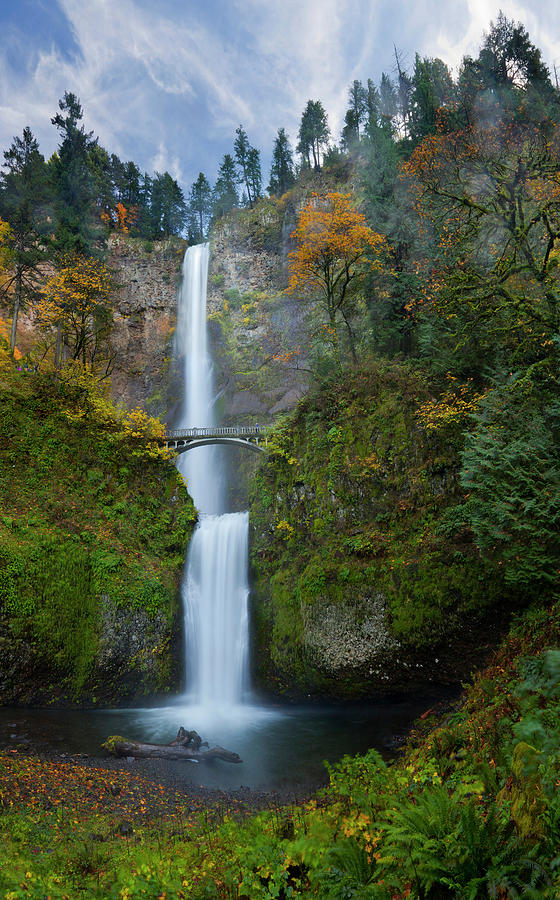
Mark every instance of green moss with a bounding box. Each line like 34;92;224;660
250;361;510;696
0;352;196;703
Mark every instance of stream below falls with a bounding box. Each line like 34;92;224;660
0;691;455;794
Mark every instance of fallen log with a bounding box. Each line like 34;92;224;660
102;728;242;764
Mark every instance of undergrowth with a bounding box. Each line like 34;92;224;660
0;597;558;897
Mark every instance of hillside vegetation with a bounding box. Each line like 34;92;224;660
249;361;520;697
0;349;196;703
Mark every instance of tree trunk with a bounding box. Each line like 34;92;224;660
10;265;22;356
54;321;62;372
340;307;358;366
103;727;242;764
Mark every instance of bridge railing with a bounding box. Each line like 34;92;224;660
165;425;272;440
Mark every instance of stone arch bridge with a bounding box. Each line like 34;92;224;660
164;425;271;454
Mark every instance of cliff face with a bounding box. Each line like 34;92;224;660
207;204;310;423
0;352;197;707
249;362;510;699
106;235;184;416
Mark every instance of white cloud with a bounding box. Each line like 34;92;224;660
151;141;183;182
424;0;560;77
1;0;559;188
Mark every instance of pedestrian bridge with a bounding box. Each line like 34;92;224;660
164;425;271;454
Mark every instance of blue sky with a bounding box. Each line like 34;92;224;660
1;0;559;197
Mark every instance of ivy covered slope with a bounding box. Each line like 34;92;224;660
249;361;513;698
0;349;196;705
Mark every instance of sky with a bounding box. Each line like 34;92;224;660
0;0;559;196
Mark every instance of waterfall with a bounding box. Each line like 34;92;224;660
175;244;250;713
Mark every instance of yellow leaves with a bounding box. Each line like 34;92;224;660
416;383;484;432
37;254;113;327
122;407;166;443
0;217;14;274
0;316;9;343
287;192;387;297
101;202;138;233
276;519;295;540
121;407;171;461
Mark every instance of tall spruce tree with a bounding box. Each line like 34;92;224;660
458;12;557;125
379;73;398;132
234;125;255;208
188;172;212;242
50;92;97;255
0;127;51;353
268;128;295;196
365;79;381;137
341;80;368;148
150;172;187;237
297;100;330;170
213;154;239;220
410;55;455;142
247;147;262;203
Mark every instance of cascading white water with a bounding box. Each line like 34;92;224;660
175;244;250;713
184;513;249;706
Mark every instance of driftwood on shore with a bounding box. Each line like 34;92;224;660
102;727;242;764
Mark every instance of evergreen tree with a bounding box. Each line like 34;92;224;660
247;146;262;202
134;172;153;237
297;100;330;171
120;160;142;208
268;128;295;196
341;109;360;152
88;144;115;229
458;12;556;125
150;172;187;237
379;73;398;132
394;47;413;137
188;172;212;242
234;125;255;208
50;92;97;255
342;80;368;148
0;127;51;353
410;55;455;142
365;79;381;137
213;154;239;220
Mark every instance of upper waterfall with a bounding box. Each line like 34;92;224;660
175;243;222;514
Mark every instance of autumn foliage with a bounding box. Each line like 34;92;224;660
35;254;114;368
401;122;560;362
288;192;387;361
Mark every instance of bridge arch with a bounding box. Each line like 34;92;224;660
164;425;271;454
169;437;264;454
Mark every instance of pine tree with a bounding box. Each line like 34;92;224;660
410;55;455;142
341;80;368;148
365;79;381;137
0;127;51;354
50;92;98;255
247;147;262;202
394;46;413;137
268;128;295;196
188;172;212;242
234;125;254;208
213;154;239;220
150;172;187;237
379;74;398;132
297;100;330;171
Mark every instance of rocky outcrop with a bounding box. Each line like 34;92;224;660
206;213;310;423
107;235;184;415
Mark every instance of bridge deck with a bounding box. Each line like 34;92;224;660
165;425;271;440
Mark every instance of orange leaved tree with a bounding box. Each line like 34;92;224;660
288;192;386;364
36;254;114;372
